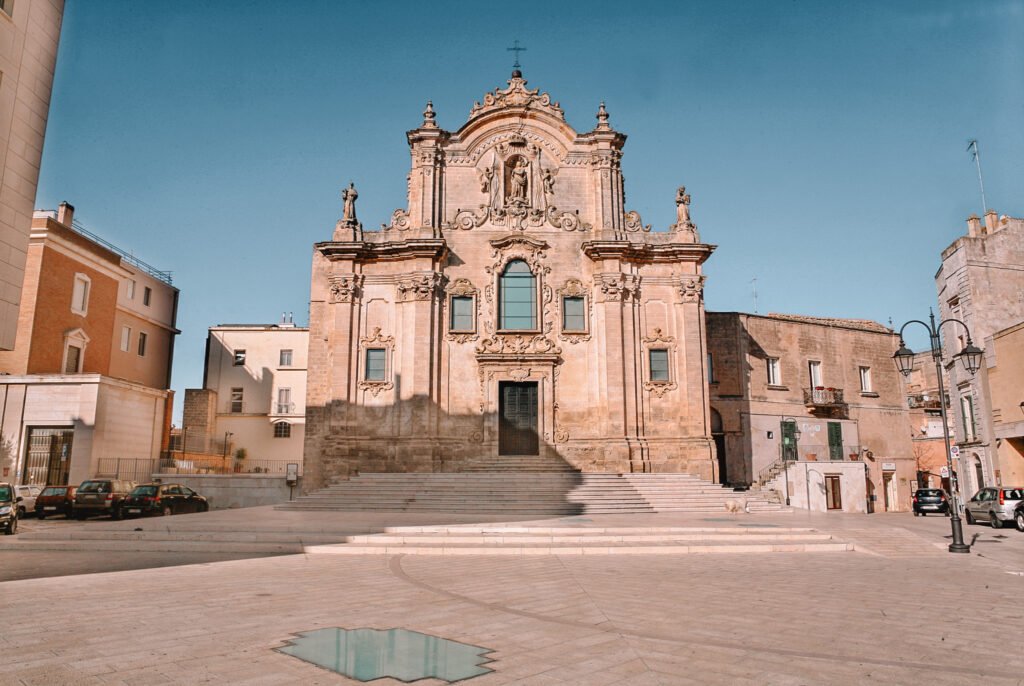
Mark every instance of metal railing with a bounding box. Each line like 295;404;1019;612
94;458;159;482
783;444;861;462
803;388;845;405
156;457;303;476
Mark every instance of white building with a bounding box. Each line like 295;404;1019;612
183;319;307;465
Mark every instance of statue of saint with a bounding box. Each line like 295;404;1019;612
675;186;691;225
480;167;493;194
342;182;358;223
542;167;555;195
509;158;529;202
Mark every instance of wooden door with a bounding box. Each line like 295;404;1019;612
499;382;538;456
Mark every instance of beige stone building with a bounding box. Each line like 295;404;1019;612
304;71;714;490
936;211;1024;497
0;204;179;485
0;0;63;350
706;312;914;513
986;322;1024;487
182;319;308;466
903;351;954;490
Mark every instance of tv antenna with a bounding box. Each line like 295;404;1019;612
967;139;988;214
507;40;527;69
751;277;758;314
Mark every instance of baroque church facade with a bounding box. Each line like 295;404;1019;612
304;71;715;490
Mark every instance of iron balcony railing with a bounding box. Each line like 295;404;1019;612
803;387;845;406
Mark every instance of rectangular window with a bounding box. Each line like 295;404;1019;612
859;366;872;392
649;349;669;382
0;0;12;18
64;345;81;374
365;348;386;381
961;395;977;441
449;296;475;332
120;326;131;352
808;360;823;387
273;422;291;438
233;349;246;366
230;388;243;413
277;388;291;414
137;332;147;357
279;349;293;366
126;279;136;300
707;353;715;384
767;358;781;385
71;274;90;315
143;286;152;306
562;297;586;332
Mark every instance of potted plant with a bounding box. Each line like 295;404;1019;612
233;447;247;473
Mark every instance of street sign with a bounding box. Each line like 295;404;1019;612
950;446;960;457
940;466;950;478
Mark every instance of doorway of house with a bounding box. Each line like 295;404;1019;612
498;381;538;456
22;427;74;485
825;475;842;510
883;471;896;511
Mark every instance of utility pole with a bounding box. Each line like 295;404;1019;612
751;277;758;314
967;139;988;214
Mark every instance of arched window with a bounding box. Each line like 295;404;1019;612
499;260;536;330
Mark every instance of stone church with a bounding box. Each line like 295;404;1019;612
304;71;715;490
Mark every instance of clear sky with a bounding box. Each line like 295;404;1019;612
36;0;1024;421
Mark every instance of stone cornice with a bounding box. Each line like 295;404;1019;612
316;239;447;262
580;240;715;264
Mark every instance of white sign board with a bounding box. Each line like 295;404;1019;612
882;462;896;471
950;446;960;457
940;466;950;478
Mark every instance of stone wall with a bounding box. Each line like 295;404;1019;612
153;473;300;510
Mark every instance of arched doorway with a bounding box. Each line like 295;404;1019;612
973;454;984;490
710;408;727;485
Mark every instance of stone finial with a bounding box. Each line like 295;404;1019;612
422;101;437;128
984;208;997;234
966;213;981;237
596;102;610;130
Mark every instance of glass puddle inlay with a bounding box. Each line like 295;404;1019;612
276;627;494;682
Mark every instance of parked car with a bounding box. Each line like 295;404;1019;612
34;485;77;519
912;488;950;516
120;483;209;518
73;479;136;520
1014;501;1024;533
13;484;41;517
964;487;1024;528
0;482;22;534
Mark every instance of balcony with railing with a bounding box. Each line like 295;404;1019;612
803;387;848;418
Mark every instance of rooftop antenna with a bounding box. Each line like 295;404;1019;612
967;139;988;214
507;39;527;70
750;277;758;314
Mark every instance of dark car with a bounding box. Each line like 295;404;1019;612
73;479;136;519
1014;501;1024;533
35;485;77;519
912;488;950;516
120;483;209;518
0;482;21;534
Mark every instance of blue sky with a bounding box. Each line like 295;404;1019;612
36;1;1024;421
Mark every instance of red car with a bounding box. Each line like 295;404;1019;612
35;485;77;519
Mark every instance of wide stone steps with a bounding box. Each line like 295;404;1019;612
278;472;787;515
5;527;347;553
305;525;849;555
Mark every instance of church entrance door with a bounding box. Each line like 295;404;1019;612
498;381;539;456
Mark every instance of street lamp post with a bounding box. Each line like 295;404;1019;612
893;310;983;554
223;432;233;472
781;417;801;507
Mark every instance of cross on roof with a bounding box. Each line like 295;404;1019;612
507;40;527;69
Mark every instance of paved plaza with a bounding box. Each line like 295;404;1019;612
2;509;1023;685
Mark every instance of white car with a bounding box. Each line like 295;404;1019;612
14;484;41;517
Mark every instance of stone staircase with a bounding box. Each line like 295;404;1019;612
277;472;788;515
305;525;849;556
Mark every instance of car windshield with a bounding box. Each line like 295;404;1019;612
41;487;67;496
78;481;110;494
1002;489;1024;500
131;486;158;496
0;486;11;500
917;490;944;497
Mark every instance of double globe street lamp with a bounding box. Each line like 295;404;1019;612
893;310;983;554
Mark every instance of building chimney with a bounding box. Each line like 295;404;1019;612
984;209;998;234
966;214;981;237
57;201;75;226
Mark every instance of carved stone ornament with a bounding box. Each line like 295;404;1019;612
597;274;640;302
451;203;589;233
468;72;565;122
358;380;394;397
624;210;652;233
508;367;531;380
554;428;569;443
329;275;362;303
679;276;706;304
476;335;561;355
643;379;677;398
397;273;442;302
360;326;394;346
642;327;675;344
381;208;411;231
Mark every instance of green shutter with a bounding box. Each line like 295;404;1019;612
781;421;797;460
827;422;843;460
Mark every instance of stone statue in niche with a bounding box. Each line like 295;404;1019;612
675;186;691;226
508;157;529;204
542;167;555;196
479;167;493;194
342;182;358;224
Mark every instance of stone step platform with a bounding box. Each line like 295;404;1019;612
1;537;305;554
278;472;787;515
305;525;849;556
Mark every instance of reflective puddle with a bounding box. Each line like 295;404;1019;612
276;627;494;682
